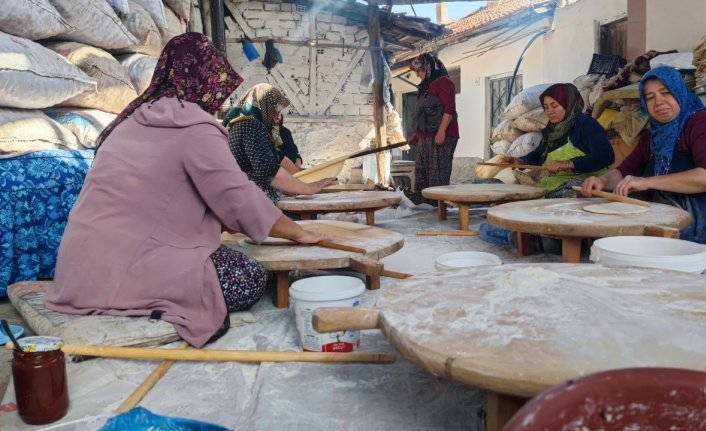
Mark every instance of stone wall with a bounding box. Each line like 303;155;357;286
223;0;378;181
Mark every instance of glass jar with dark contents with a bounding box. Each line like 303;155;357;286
12;336;69;425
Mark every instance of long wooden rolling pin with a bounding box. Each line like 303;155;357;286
316;241;413;279
571;186;650;207
5;342;395;363
477;162;549;171
313;307;381;333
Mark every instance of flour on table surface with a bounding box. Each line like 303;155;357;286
377;264;706;370
583;202;649;215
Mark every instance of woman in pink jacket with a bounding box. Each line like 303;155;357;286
44;33;328;347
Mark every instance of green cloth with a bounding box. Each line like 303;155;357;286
538;140;608;191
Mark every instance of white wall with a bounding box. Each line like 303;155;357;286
397;0;628;159
646;0;705;53
538;0;626;83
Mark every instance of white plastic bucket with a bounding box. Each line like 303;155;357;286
435;251;502;271
289;276;365;352
590;236;706;273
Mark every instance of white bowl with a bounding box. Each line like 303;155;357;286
590;236;706;273
435;251;502;270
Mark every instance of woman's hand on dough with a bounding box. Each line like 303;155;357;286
614;175;649;196
581;176;606;196
293;229;334;244
306;177;338;194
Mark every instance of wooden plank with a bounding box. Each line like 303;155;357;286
317;49;365;115
309;12;317;112
369;0;387;184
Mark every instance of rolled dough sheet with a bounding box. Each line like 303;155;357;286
583;201;649;215
244;237;296;245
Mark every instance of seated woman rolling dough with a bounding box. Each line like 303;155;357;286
224;84;335;203
504;82;614;199
582;66;706;244
481;83;614;250
44;34;332;348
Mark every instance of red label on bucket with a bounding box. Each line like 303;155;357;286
304;339;361;353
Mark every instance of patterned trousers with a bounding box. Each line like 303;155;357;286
210;245;267;312
412;136;458;204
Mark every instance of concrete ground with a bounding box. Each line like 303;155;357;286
0;198;567;428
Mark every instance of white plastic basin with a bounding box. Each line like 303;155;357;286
590;236;706;273
435;251;502;270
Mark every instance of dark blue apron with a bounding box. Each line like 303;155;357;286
643;149;706;244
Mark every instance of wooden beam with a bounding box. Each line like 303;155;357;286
369;0;388;185
309;11;317;113
224;37;391;52
317;49;366;115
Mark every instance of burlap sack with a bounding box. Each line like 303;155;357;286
47;42;138;114
0;108;80;158
0;32;95;109
0;0;72;40
48;0;139;50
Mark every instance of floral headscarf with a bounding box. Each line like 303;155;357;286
223;83;290;146
639;66;705;175
96;32;244;147
410;53;448;94
539;83;584;161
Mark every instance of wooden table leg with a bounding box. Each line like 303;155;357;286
299;212;314;220
365;210;375;226
561;237;582;263
348;255;383;290
438;200;447;221
458;203;470;231
274;271;290;308
516;232;533;257
485;392;526;431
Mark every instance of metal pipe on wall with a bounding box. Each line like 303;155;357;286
210;0;226;54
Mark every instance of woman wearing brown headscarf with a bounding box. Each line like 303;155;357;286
503;83;613;198
225;83;335;202
46;34;330;347
408;53;459;204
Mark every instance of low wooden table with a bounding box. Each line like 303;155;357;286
344;263;706;430
321;183;374;193
222;220;403;308
487;198;692;262
421;184;546;230
276;191;401;225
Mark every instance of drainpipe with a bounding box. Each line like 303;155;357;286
210;0;226;55
507;28;550;104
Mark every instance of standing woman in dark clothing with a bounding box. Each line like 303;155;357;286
408;53;459;204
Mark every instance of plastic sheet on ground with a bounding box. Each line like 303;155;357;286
1;207;561;431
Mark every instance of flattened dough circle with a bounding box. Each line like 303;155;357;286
244;237;296;246
583;202;649;215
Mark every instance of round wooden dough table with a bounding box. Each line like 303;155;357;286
317;263;706;430
421;184;546;230
487;198;691;262
221;220;404;308
276;191;401;225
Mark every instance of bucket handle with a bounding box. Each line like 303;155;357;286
313;307;380;333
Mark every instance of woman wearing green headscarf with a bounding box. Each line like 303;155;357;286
224;83;335;203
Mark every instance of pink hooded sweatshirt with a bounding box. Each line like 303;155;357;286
45;97;282;347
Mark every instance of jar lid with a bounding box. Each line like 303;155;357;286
16;336;63;352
